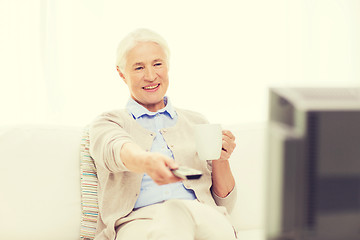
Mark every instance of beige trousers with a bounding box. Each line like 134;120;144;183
115;199;237;240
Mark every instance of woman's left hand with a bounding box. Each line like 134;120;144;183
219;130;236;161
212;129;236;197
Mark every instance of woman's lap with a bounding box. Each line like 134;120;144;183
115;200;237;240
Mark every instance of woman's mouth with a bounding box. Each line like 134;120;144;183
143;83;160;91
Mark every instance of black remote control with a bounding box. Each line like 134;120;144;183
171;166;203;180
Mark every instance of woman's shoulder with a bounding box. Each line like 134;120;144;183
175;108;209;124
98;108;129;118
91;108;132;125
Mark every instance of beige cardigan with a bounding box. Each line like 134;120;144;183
89;108;237;240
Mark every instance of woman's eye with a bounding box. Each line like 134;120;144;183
135;66;143;71
154;62;162;67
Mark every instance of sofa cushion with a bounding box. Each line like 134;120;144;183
0;125;82;240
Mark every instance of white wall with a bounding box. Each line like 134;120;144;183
1;0;359;126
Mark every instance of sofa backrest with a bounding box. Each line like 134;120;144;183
0;125;83;240
0;123;267;239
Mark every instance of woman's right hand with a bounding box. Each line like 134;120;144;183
141;152;182;185
120;142;181;185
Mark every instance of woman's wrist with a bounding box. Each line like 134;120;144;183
120;142;148;173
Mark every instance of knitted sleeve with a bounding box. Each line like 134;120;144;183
89;110;134;173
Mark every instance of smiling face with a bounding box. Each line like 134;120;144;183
118;41;169;112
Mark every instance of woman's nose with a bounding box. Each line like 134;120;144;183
144;67;157;81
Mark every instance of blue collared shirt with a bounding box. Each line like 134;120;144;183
126;97;196;209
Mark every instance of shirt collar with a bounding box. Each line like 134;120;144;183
126;96;177;119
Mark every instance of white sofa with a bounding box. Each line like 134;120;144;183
0;123;266;240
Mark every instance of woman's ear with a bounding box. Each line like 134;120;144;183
116;66;126;81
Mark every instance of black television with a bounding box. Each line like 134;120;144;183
265;88;360;240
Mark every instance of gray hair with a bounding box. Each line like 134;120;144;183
115;28;170;72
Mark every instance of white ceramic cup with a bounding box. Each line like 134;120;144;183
194;124;222;160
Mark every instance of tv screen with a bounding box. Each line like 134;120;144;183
265;88;360;240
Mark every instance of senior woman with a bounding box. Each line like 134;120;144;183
89;28;238;240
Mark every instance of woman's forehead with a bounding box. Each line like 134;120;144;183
126;42;167;64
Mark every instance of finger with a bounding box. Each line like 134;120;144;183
159;162;182;183
220;138;236;161
222;134;233;144
163;157;179;170
222;129;236;144
222;133;236;146
222;137;236;153
169;175;183;183
222;130;235;140
146;155;180;184
156;176;182;185
219;149;231;161
153;168;181;185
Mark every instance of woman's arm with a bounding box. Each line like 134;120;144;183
120;142;181;185
211;130;236;197
89;112;181;185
